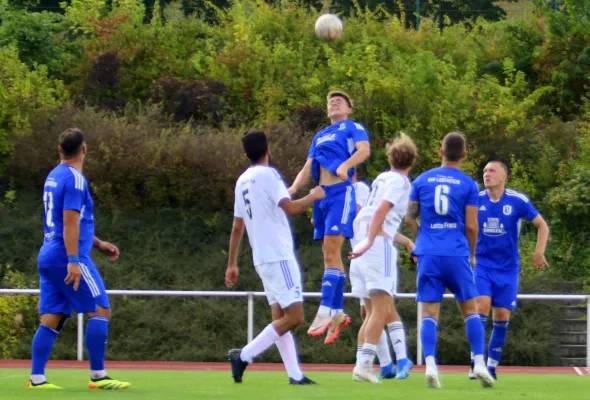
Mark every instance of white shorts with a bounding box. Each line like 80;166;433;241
350;236;398;299
255;260;302;308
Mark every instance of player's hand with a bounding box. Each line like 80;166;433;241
349;240;372;260
404;240;417;263
97;240;120;261
470;256;477;268
335;163;349;181
225;265;239;288
532;252;548;270
310;186;325;200
310;217;314;226
64;263;82;291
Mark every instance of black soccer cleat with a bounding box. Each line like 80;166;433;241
228;348;249;383
289;376;317;385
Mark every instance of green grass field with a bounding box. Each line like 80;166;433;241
1;369;589;400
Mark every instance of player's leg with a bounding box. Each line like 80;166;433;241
230;260;306;383
69;260;129;389
416;255;445;389
28;268;71;389
308;199;336;336
322;184;356;344
486;269;518;379
352;298;380;383
469;266;492;379
449;257;494;388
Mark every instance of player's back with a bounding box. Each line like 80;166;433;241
355;170;411;238
411;167;479;257
234;166;295;266
38;164;95;267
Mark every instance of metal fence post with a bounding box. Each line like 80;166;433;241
247;293;254;343
417;301;422;365
77;313;84;361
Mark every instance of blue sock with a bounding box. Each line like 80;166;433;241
488;320;509;368
421;317;438;359
331;272;346;313
319;268;340;314
86;316;109;371
31;325;59;375
465;314;485;356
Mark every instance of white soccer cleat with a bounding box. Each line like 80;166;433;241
473;364;495;388
425;366;441;389
352;365;380;383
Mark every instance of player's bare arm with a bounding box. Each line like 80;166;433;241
226;217;245;288
405;200;420;238
394;232;415;254
465;205;479;267
63;210;82;290
280;186;325;216
350;199;392;259
93;237;120;261
288;158;313;195
335;141;370;181
531;214;550;269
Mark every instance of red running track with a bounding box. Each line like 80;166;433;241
0;360;584;375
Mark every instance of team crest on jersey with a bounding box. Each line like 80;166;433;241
482;218;506;237
338;123;346;130
503;205;512;215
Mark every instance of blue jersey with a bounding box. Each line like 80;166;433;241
37;164;95;268
410;167;479;257
476;189;539;271
307;120;369;182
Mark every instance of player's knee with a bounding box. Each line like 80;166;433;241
493;308;510;321
88;306;112;320
40;314;67;330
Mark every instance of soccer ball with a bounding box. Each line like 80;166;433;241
314;14;343;41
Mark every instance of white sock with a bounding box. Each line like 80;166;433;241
359;343;377;367
240;324;280;363
331;309;343;317
470;351;474;362
30;374;46;385
355;345;363;366
474;354;485;367
425;355;437;370
376;330;392;367
487;358;499;368
276;331;304;380
90;370;107;380
387;321;407;360
318;306;331;315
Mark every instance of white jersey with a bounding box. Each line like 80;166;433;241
354;181;371;208
354;170;411;239
234;165;295;266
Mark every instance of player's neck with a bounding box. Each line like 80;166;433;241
441;160;461;169
487;186;505;201
330;116;347;125
60;159;83;172
391;167;409;176
252;156;269;167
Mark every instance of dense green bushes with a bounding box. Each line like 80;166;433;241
0;0;588;364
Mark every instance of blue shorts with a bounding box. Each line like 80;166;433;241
313;181;356;240
416;255;478;303
474;265;519;310
38;258;110;317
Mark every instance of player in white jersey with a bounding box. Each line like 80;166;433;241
226;131;325;385
348;133;418;383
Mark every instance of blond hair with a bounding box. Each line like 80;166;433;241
326;90;353;108
386;132;417;169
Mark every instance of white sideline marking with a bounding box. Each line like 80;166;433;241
0;375;27;380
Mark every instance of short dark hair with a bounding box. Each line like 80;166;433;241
442;131;466;162
487;160;509;176
327;90;353;108
59;128;85;159
242;131;268;163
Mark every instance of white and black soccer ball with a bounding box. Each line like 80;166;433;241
314;14;343;41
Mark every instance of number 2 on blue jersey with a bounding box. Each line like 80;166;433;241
43;191;55;228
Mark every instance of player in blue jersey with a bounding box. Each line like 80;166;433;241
28;128;130;390
405;132;494;389
289;91;370;344
467;160;549;380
